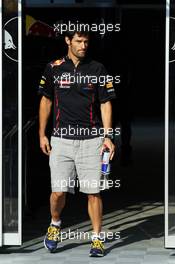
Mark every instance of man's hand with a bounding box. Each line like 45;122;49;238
40;136;51;155
100;138;115;160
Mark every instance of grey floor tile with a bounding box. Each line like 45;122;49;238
37;262;64;264
89;261;118;264
115;261;141;264
168;261;175;264
117;257;143;262
11;262;35;264
0;261;12;264
143;255;169;263
119;250;146;256
145;250;170;256
142;263;166;264
63;262;90;264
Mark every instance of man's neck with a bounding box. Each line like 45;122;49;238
67;51;80;67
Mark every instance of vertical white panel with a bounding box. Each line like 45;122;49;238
18;0;22;245
1;0;22;247
0;0;3;247
165;0;170;248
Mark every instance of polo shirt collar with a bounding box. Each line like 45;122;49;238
64;55;89;65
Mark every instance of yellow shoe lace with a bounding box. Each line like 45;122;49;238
91;239;104;250
47;226;60;241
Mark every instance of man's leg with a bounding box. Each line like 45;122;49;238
76;137;105;256
88;193;105;257
44;192;66;252
50;192;66;222
45;137;76;252
87;193;103;235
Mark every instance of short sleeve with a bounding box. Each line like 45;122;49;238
38;63;54;100
97;65;116;103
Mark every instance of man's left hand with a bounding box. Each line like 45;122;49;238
100;138;115;160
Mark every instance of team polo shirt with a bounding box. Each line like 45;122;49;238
38;56;116;139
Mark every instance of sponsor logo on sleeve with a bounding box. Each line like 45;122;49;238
106;82;113;89
40;79;45;85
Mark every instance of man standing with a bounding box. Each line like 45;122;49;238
38;28;116;257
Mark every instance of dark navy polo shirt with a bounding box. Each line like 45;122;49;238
38;56;116;139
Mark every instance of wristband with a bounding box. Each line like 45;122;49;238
104;133;113;140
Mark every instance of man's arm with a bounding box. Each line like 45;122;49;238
100;101;115;160
39;96;52;155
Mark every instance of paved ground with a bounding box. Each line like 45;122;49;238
0;202;175;264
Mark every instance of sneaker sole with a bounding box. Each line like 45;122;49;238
89;253;104;257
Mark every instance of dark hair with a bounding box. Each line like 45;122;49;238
64;21;90;40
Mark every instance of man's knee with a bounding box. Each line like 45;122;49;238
87;193;101;201
51;192;65;200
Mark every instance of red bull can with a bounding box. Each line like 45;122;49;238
101;148;110;175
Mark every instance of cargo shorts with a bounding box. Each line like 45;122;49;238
49;136;109;194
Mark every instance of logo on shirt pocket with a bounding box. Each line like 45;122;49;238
82;83;95;91
58;72;71;89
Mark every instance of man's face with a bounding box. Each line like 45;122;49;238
66;33;89;59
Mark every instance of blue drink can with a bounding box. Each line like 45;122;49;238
101;148;110;175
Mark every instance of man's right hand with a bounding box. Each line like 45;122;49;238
40;136;51;155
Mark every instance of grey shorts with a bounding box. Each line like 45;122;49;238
49;136;109;194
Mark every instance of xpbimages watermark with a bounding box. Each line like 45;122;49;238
59;229;121;242
53;126;120;138
52;178;121;191
54;21;121;35
53;73;120;87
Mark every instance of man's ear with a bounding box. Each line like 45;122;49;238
65;36;70;46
